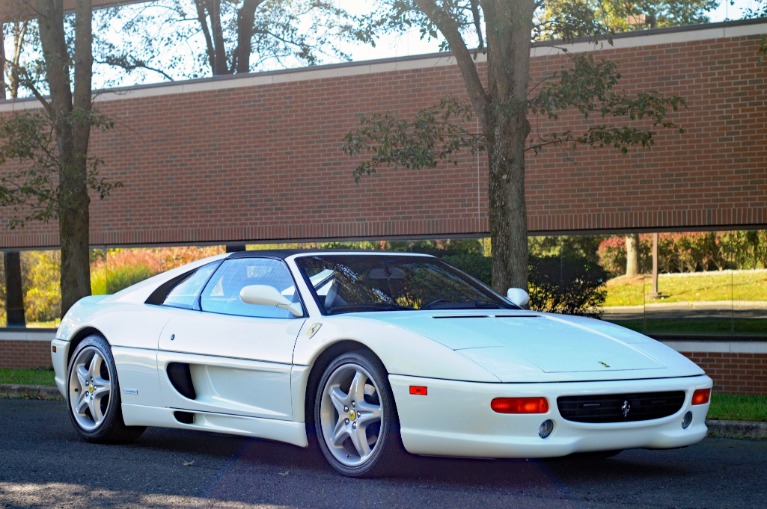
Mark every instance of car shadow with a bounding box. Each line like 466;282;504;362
125;426;689;485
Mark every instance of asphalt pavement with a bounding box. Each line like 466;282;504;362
1;398;766;509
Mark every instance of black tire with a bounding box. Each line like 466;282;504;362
314;351;403;477
66;335;145;443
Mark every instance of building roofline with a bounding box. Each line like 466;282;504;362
1;17;765;112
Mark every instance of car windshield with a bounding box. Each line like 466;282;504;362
295;254;515;315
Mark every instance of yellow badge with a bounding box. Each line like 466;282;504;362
307;323;322;339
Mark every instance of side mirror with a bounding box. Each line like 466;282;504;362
506;288;530;308
240;285;303;317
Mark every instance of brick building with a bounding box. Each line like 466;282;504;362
1;19;766;394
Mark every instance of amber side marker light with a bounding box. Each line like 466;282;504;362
692;389;711;405
491;397;549;414
409;386;428;396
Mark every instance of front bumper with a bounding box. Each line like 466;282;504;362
390;374;712;458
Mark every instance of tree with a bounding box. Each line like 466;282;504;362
539;0;718;38
344;1;684;292
1;19;32;326
625;233;640;276
0;0;119;316
94;0;368;82
741;0;767;59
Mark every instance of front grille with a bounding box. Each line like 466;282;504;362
557;391;686;423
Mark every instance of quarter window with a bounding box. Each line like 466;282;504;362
161;262;220;310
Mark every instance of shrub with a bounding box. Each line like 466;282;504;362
528;254;607;318
442;253;492;286
21;251;61;324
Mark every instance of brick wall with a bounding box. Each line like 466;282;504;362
0;22;765;248
682;351;767;395
0;340;51;369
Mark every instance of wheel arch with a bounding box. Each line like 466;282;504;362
67;327;108;364
303;340;394;434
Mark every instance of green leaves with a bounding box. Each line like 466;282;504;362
342;98;481;182
528;53;685;154
0;109;121;229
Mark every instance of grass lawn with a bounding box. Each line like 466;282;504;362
1;369;764;422
707;393;767;422
605;270;767;307
0;368;55;386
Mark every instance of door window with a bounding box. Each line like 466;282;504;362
200;258;301;318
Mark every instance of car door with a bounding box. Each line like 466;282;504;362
157;256;307;420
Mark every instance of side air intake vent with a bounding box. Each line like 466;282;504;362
167;362;196;400
173;411;195;424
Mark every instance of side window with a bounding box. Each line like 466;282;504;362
200;258;301;319
161;262;220;310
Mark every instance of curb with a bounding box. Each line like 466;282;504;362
706;419;767;439
0;384;62;400
0;384;765;439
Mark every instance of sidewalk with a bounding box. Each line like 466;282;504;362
2;384;764;439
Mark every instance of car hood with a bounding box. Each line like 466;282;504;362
370;310;704;382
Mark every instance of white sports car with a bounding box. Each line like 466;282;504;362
52;250;713;477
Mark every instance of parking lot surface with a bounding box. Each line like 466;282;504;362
1;398;765;508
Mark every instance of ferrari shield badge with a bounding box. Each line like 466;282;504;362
307;323;322;339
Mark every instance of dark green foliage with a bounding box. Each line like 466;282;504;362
0;110;120;229
443;253;492;286
528;254;607;317
342;98;480;182
528;54;685;155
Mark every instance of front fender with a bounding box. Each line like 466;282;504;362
292;316;500;383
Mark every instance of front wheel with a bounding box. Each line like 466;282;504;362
66;335;145;443
314;351;403;477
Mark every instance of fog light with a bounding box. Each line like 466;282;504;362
539;419;554;439
682;411;693;429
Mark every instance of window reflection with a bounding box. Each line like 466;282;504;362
1;231;766;337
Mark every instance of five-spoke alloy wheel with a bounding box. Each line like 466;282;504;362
315;351;401;477
66;335;144;443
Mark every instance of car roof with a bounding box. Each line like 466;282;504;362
226;249;434;260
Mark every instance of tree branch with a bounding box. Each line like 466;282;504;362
414;0;489;127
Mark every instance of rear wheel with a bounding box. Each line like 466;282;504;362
66;335;145;443
314;351;402;477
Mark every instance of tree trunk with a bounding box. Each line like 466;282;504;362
487;112;530;293
3;252;26;327
234;0;262;73
625;233;640;276
485;0;535;292
37;0;93;316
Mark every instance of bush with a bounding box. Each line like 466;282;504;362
21;251;61;324
91;246;225;295
528;254;607;318
442;253;492;286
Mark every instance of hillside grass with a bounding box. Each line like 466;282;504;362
605;270;767;307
